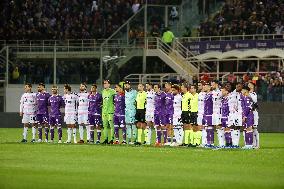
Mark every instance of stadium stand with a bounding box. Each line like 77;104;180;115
198;0;284;36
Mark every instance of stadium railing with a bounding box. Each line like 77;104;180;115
178;34;284;42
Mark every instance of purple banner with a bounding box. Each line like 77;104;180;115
184;39;284;54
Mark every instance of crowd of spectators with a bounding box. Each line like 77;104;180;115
0;0;183;41
198;0;284;36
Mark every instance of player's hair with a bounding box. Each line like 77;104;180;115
181;82;189;89
221;83;231;92
171;84;180;91
146;82;153;87
52;85;58;89
242;85;250;91
64;84;71;91
38;82;45;88
138;83;144;86
190;85;197;90
248;81;255;88
154;83;161;89
104;79;110;84
92;84;97;88
211;80;219;84
81;82;87;88
25;83;32;88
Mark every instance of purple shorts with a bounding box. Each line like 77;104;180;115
164;114;173;125
49;115;62;126
114;114;125;126
154;113;166;126
221;117;228;128
203;115;212;126
243;113;254;128
36;114;49;124
88;114;102;126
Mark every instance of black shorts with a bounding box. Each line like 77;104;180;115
190;112;198;125
135;109;145;122
181;111;190;124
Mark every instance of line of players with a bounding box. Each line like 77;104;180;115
20;80;259;149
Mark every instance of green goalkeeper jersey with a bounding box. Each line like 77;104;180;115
102;88;116;114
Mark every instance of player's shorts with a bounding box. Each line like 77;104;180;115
125;109;136;124
197;113;205;126
22;114;36;124
253;111;259;127
243;113;254;128
114;114;125;126
78;114;89;125
203;114;213;126
221;117;229;128
145;111;154;122
181;111;190;124
164;114;173;125
64;115;77;124
49;115;62;126
229;113;242;127
36;114;49;124
88;114;102;126
189;112;198;125
154;113;166;126
212;113;221;125
173;113;182;126
135;109;146;122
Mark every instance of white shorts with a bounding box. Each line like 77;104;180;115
173;114;182;126
228;113;242;126
197;113;204;126
78;114;89;125
253;111;259;127
212;113;221;125
22;114;36;124
145;112;154;122
64;115;77;125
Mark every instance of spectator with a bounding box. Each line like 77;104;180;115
162;27;175;47
132;0;141;14
169;6;178;24
12;66;20;84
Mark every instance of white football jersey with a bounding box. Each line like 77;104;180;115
198;91;206;114
20;92;37;115
212;89;222;114
146;90;155;112
78;92;89;115
64;93;78;115
173;93;182;116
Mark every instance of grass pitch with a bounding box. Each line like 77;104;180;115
0;128;284;189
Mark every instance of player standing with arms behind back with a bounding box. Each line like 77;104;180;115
77;83;90;143
36;83;51;142
124;81;138;144
63;84;78;144
145;83;155;145
48;86;64;143
20;83;37;142
102;80;116;144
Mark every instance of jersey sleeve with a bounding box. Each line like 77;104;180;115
20;94;24;113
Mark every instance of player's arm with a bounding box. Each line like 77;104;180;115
19;95;24;116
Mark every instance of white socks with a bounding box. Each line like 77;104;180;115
23;127;28;140
232;129;240;146
179;128;184;144
79;125;84;140
147;127;152;144
67;128;72;142
253;128;259;148
217;128;225;147
86;125;91;141
32;126;36;139
73;128;77;142
201;129;207;146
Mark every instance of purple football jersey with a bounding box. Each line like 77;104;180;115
48;95;64;116
221;96;229;118
154;91;166;115
204;92;213;116
114;93;125;115
242;95;254;127
36;92;51;115
88;93;102;115
165;92;174;115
